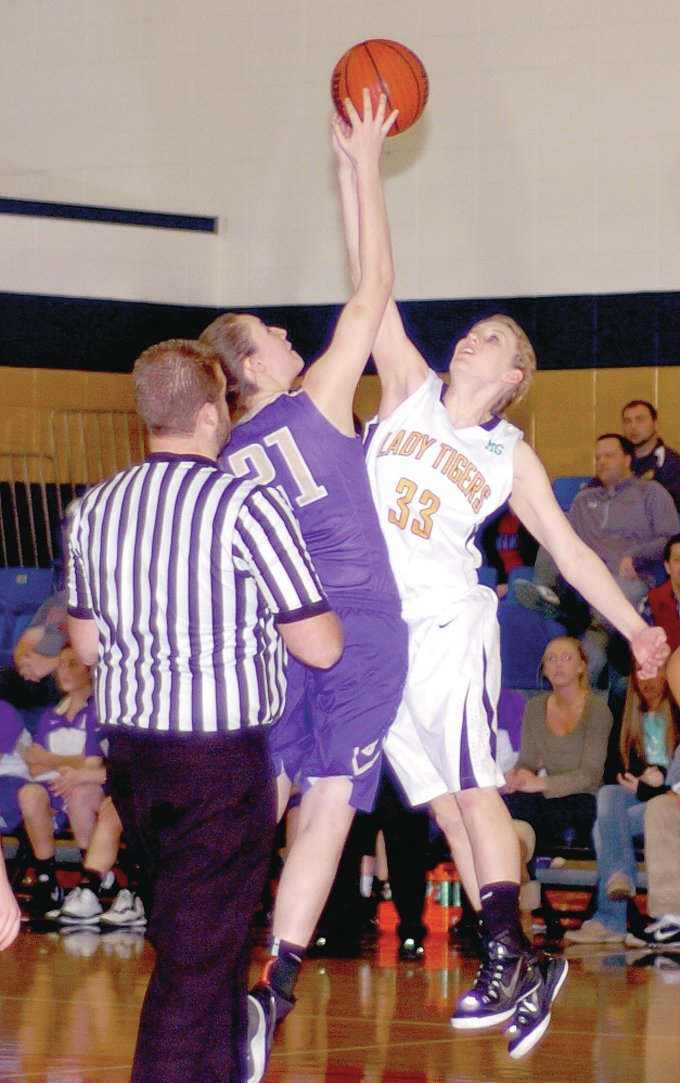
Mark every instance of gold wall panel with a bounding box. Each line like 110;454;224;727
0;364;678;483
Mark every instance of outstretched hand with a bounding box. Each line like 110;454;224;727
631;625;670;678
331;89;398;169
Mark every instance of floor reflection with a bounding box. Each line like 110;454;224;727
0;928;677;1082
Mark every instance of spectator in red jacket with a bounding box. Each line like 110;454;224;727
641;533;680;653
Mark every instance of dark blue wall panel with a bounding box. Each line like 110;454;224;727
1;289;679;375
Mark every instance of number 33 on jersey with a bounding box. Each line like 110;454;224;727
364;371;523;609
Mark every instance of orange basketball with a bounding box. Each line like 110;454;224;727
331;39;429;136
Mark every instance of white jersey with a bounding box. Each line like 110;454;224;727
365;370;523;620
365;370;524;801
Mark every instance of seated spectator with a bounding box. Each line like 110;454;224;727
0;701;33;834
565;662;679;944
624;646;680;949
17;646;105;918
625;780;680;948
478;506;538;598
0;589;67;715
622;399;680;512
640;532;680;653
56;792;146;928
503;636;613;855
515;434;678;686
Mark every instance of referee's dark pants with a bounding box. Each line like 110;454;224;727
106;727;276;1083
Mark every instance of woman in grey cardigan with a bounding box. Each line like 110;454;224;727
503;636;613;854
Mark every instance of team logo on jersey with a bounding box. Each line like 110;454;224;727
485;440;503;455
352;740;381;777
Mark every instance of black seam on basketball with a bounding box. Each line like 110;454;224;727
363;43;397;129
378;40;429;119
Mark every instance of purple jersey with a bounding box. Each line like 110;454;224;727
220;391;398;603
35;695;102;759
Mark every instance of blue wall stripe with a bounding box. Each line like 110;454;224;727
0;197;216;233
0;289;678;374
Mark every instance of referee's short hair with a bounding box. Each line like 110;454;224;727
134;339;224;436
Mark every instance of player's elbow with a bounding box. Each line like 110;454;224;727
313;613;344;668
281;611;344;670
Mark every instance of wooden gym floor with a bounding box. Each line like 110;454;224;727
0;926;677;1082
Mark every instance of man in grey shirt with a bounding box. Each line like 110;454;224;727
516;433;678;686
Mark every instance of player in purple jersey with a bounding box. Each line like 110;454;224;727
201;92;408;1083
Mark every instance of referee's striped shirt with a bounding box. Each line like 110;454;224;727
66;452;330;735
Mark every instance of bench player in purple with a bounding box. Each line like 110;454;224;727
200;91;408;1083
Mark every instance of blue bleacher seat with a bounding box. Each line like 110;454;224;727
498;601;567;691
0;567;56;667
504;566;534;606
552;475;590;512
477;565;499;589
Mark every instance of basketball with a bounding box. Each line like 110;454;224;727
331;39;429;136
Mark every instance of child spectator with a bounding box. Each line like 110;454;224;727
56;793;146;928
0;700;33;833
17;646;104;918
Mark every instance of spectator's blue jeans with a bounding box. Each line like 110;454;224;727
590;784;645;933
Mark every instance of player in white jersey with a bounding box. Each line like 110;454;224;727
337;142;669;1058
364;316;667;1056
366;371;524;801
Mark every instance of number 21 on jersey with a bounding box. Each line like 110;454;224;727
226;426;328;508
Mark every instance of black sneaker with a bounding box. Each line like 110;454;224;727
624;915;680;948
29;877;64;920
450;935;539;1030
506;953;569;1059
246;982;294;1083
513;580;561;616
399;936;424;961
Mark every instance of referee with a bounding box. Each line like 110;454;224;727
66;339;343;1083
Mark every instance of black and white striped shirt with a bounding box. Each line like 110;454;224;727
66;452;330;735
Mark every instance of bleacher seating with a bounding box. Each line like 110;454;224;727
0;567;56;667
503;565;535;606
499;690;648;941
552;475;590;512
477;565;499;589
499;612;567;692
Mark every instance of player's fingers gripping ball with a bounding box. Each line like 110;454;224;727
331;39;429;136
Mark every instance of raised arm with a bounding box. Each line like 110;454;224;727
301;91;396;433
510;441;669;676
332;103;429;420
